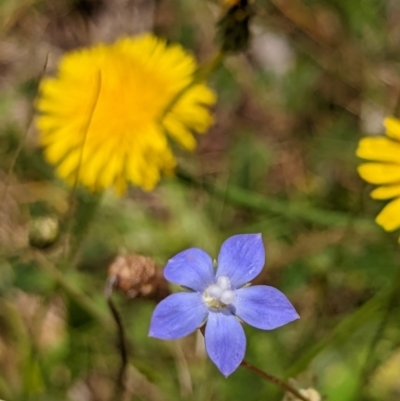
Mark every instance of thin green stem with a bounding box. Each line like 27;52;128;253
177;169;376;231
160;51;224;120
68;192;103;267
295;256;400;376
198;327;310;400
0;122;30;210
63;70;102;260
393;90;400;118
360;292;396;383
287;277;399;377
105;277;129;398
33;252;131;399
240;360;310;401
360;262;400;383
0;54;49;213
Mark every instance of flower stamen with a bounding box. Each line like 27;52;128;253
203;275;236;309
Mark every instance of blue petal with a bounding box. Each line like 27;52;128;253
205;310;246;377
233;285;299;330
216;234;265;288
164;248;215;292
149;292;208;339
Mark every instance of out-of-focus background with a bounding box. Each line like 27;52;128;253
1;0;400;400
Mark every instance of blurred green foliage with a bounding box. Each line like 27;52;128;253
1;0;400;400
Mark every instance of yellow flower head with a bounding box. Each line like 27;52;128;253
357;117;400;233
36;34;216;194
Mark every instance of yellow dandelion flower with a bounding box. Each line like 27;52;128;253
35;34;216;194
357;116;400;233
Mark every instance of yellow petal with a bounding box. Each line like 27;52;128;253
376;198;400;231
358;163;400;185
56;150;81;179
371;184;400;199
163;116;196;150
356;137;400;163
384;116;400;141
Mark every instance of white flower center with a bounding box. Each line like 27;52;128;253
203;276;236;309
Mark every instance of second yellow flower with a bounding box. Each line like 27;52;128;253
357;117;400;233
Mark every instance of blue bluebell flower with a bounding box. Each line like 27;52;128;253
149;234;299;376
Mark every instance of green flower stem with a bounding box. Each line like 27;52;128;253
0;117;32;211
161;51;224;120
393;93;400;118
63;70;102;263
240;360;310;401
198;327;310;400
0;55;49;214
194;51;225;82
105;277;129;396
177;169;376;231
65;191;103;267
